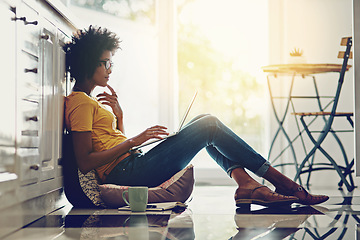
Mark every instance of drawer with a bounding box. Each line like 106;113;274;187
19;100;40;132
20;35;40;57
16;3;40;57
17;100;40;148
20;86;40;104
18;51;41;102
16;148;40;185
19;50;40;86
18;82;40;104
18;21;40;57
17;131;40;148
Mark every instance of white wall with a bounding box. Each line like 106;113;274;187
268;0;355;187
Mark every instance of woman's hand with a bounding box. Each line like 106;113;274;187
96;85;123;119
97;85;125;133
130;125;169;147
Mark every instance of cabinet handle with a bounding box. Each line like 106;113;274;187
11;16;38;25
25;20;38;25
12;16;26;22
25;68;38;74
26;116;38;122
40;34;50;40
29;164;40;171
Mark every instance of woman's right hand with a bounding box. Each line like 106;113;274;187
130;125;169;147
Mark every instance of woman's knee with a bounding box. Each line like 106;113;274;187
181;114;221;137
199;114;220;126
188;114;211;124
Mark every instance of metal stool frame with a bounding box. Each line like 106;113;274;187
293;37;355;191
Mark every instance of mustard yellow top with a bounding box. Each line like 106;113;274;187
64;91;127;179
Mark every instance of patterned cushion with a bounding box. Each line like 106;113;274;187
78;169;106;207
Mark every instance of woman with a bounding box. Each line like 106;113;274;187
64;26;328;208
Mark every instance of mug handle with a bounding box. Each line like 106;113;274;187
122;189;130;206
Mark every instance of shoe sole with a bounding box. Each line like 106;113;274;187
235;198;297;208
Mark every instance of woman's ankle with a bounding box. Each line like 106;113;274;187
232;168;261;187
263;166;296;190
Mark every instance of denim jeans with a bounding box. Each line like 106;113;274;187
104;114;270;187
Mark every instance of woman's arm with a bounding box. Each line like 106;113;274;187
72;131;134;174
72;125;168;174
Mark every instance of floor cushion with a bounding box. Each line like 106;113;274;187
99;165;194;208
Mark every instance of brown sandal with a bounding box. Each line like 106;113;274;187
235;186;299;208
275;186;329;205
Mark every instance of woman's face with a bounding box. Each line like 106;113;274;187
91;50;113;87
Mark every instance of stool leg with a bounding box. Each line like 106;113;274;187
298;116;354;191
338;159;355;191
267;74;302;184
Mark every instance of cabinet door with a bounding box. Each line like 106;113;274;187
0;1;16;175
55;31;68;177
39;25;57;181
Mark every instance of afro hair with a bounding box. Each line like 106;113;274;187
64;25;121;82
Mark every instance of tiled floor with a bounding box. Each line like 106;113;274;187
3;185;360;240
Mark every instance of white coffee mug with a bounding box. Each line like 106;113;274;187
122;186;148;212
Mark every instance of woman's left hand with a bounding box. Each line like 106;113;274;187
96;85;123;119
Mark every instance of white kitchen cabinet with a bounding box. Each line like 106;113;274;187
0;0;77;237
14;0;71;184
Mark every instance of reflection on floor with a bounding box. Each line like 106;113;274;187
3;186;360;239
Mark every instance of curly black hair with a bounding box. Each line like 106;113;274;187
64;26;121;82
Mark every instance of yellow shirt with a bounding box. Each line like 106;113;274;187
64;91;127;179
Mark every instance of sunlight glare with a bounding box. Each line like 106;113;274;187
179;0;268;76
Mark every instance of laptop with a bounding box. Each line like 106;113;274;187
131;91;198;150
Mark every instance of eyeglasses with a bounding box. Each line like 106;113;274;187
99;59;113;70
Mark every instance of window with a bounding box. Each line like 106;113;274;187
177;0;269;182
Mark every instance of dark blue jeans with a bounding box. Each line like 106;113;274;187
104;114;270;187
